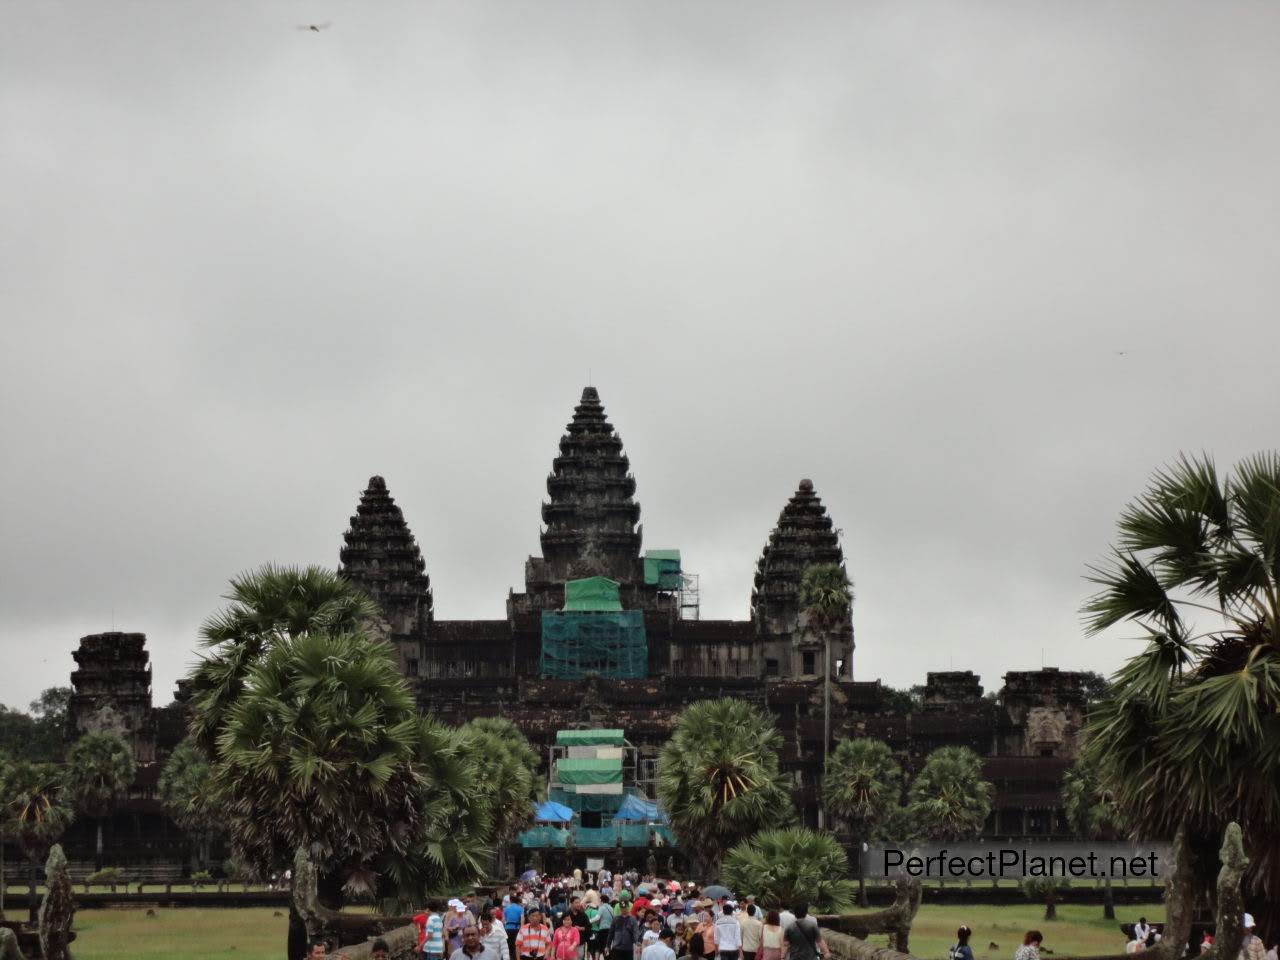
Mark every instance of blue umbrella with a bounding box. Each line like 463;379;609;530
701;885;733;900
520;869;539;882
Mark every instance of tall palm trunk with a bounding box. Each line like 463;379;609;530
1103;876;1115;920
95;819;104;872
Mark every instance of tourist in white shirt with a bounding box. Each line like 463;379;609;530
641;929;678;960
714;903;743;960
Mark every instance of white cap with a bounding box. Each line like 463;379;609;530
1243;914;1255;929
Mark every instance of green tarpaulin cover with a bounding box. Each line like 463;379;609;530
642;550;681;589
556;729;626;747
557;757;623;785
563;576;623;611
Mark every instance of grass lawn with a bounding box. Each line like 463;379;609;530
73;907;289;960
63;901;1163;960
852;901;1162;959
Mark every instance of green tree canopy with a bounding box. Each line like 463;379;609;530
906;746;993;841
65;733;136;820
188;564;381;753
65;732;136;870
823;738;903;840
798;563;854;634
1081;453;1280;932
657;698;795;881
210;629;426;896
158;739;222;870
460;717;542;854
2;759;74;921
377;718;494;903
1061;754;1123;841
0;687;72;764
722;827;856;913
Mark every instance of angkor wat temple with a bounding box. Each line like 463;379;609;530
60;386;1088;868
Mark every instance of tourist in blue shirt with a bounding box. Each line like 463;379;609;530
506;900;526;959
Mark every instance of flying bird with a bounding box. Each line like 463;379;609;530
298;21;332;32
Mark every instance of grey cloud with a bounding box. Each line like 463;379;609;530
1;1;1277;706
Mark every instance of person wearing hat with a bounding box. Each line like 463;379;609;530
448;900;478;954
1240;915;1265;960
632;888;653;919
607;897;642;960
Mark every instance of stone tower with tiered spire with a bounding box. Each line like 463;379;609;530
530;387;644;581
751;479;853;678
339;475;434;677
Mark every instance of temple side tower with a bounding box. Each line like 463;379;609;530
339;475;434;678
751;479;853;678
68;632;156;762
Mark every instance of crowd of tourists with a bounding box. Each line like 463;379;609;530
314;872;1277;960
360;869;831;960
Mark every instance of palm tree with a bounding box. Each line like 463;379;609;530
657;698;795;882
157;739;220;872
210;629;425;897
798;563;854;635
1081;453;1280;941
188;564;380;753
461;717;542;878
799;564;854;806
378;718;494;907
722;827;856;913
1021;876;1069;921
906;746;993;841
65;733;136;872
2;760;74;922
823;738;903;906
1062;755;1124;919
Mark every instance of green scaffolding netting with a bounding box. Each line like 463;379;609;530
642;550;682;590
519;826;569;848
517;823;675;850
549;788;626;816
563;576;623;611
540;611;647;679
556;757;622;785
556;729;626;747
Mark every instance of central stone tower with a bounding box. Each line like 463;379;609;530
539;386;642;582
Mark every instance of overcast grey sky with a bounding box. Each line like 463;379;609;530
2;1;1277;710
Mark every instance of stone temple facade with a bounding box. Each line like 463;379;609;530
50;386;1090;868
336;386;1088;835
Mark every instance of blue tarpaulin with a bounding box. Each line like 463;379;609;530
535;800;574;823
612;794;667;823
